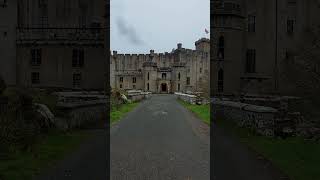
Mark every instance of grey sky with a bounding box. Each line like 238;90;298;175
110;0;210;54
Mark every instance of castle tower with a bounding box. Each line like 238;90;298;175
142;50;157;92
211;0;245;96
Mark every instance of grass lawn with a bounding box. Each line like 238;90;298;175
0;131;90;180
110;102;140;124
178;99;210;125
217;118;320;180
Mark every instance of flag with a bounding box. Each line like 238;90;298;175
205;28;209;34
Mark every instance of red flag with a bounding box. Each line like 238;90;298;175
205;28;209;34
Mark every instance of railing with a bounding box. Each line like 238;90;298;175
16;27;105;45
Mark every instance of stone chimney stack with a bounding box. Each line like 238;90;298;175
177;43;182;49
113;51;117;56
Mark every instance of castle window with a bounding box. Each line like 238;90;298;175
200;68;202;73
147;83;150;91
178;72;181;80
218;69;224;93
132;77;136;83
31;49;42;66
1;0;7;7
120;84;123;89
162;73;167;80
287;19;295;34
147;72;149;80
39;0;47;8
246;49;256;73
178;83;180;91
187;77;190;85
217;36;225;59
73;73;81;87
72;49;84;67
120;77;123;82
248;15;256;32
31;72;40;84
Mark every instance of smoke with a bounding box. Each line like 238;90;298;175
116;17;145;45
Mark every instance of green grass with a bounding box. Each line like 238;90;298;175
217;118;320;180
178;99;210;124
0;131;90;180
110;102;140;124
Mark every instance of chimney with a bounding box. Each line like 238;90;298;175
177;43;182;49
113;51;117;56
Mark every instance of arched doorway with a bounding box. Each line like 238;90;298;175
161;83;167;93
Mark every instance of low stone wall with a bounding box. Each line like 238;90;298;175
175;92;197;104
127;90;152;102
212;98;278;136
55;100;107;130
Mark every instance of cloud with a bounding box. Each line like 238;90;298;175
115;17;145;45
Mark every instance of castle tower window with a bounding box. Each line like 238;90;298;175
218;69;224;93
147;72;150;80
120;77;123;82
248;15;256;32
178;83;180;91
187;77;190;85
73;73;81;87
72;49;84;68
31;49;42;66
132;77;136;83
200;68;202;73
162;73;167;80
246;49;256;73
147;83;150;91
217;36;225;59
178;72;181;80
31;72;40;84
120;84;123;89
287;19;295;34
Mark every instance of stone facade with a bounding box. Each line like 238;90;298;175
211;0;320;96
0;0;107;90
110;38;210;94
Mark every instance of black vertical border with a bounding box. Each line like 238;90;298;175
105;0;111;179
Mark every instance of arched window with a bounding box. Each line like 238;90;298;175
147;83;150;91
217;36;225;59
147;72;150;80
218;69;224;93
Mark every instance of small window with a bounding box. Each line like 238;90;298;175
162;73;166;80
200;68;202;73
73;73;81;87
217;36;225;59
187;77;190;85
132;77;137;83
147;72;150;80
246;49;256;73
31;49;42;66
248;15;256;32
178;83;180;91
120;84;123;89
287;19;295;34
147;83;149;91
120;77;123;82
178;72;181;80
72;49;84;67
31;72;40;84
3;31;7;37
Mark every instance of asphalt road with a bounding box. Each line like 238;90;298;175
110;94;210;180
36;94;288;180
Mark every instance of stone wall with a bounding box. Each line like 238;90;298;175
175;92;197;104
212;98;278;136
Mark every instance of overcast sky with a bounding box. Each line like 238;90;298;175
110;0;210;54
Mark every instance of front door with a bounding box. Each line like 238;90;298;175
161;83;167;93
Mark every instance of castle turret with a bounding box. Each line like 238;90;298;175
212;0;245;96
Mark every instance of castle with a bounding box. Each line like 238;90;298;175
110;38;210;94
0;0;107;90
211;0;320;96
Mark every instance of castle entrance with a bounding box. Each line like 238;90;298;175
161;83;167;93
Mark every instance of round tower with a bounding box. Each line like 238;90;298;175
212;0;246;96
